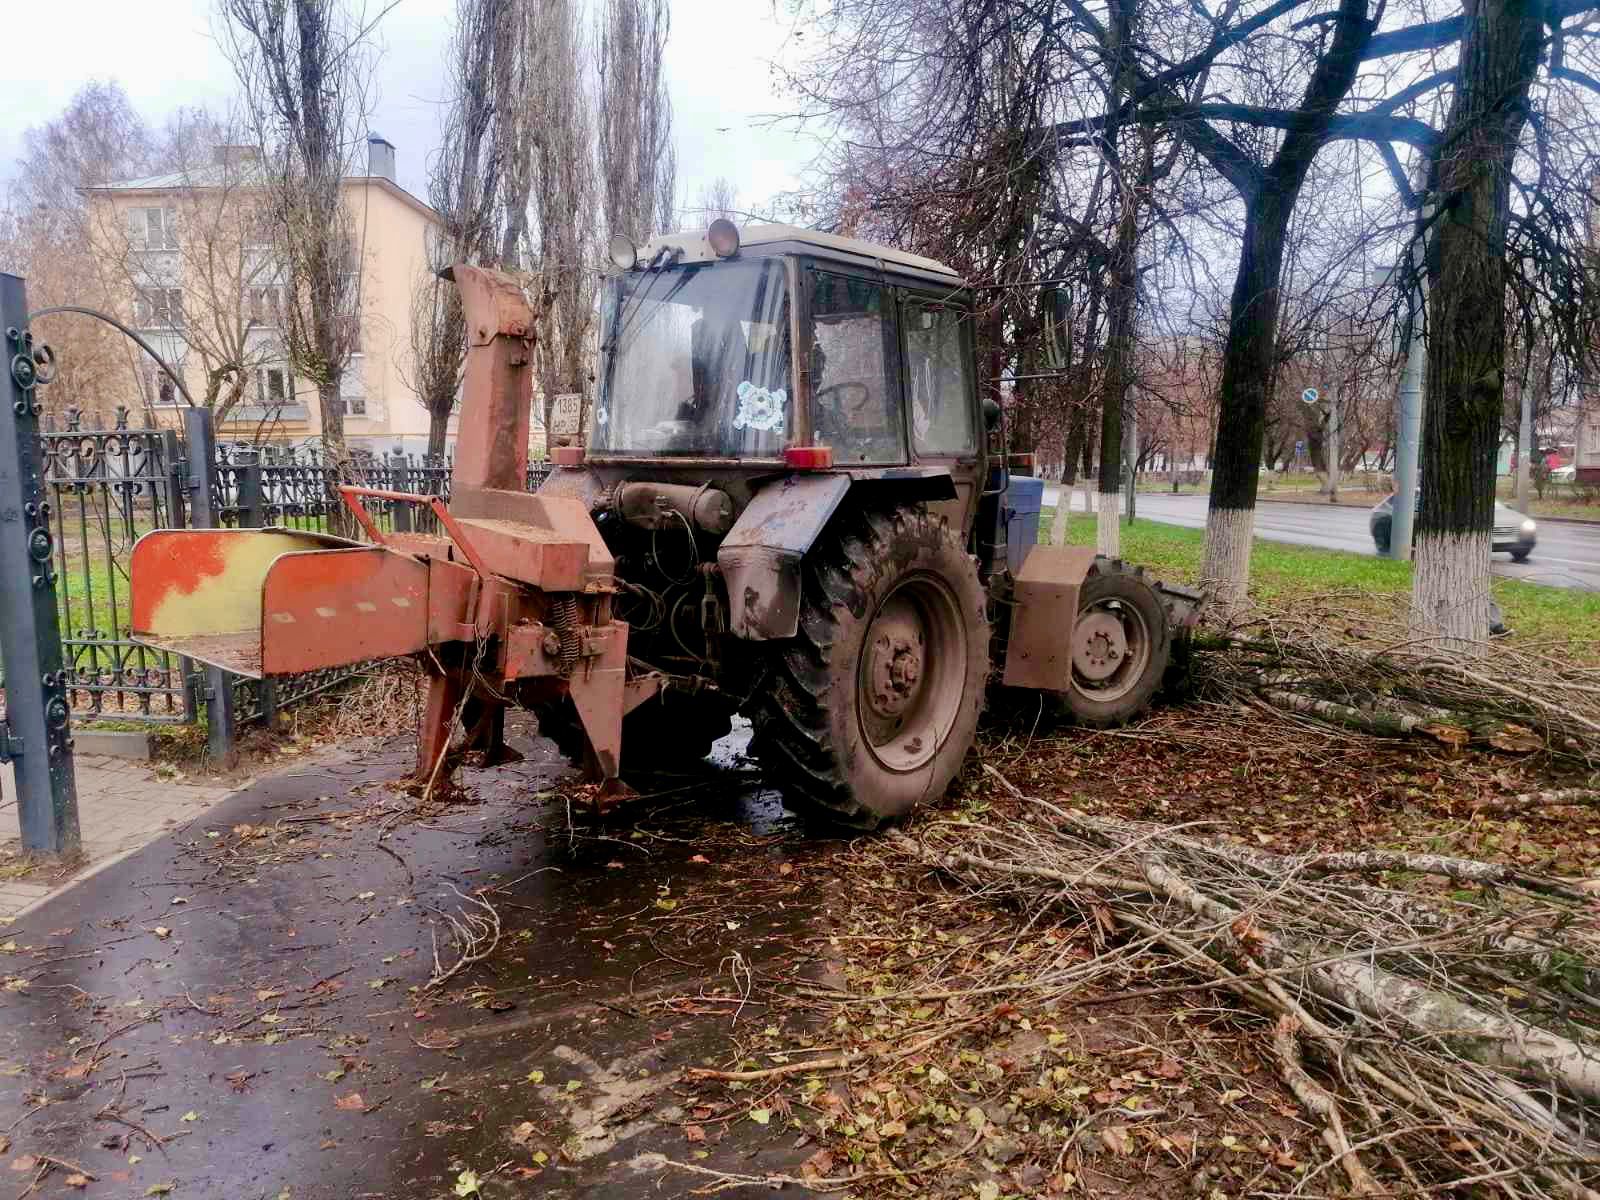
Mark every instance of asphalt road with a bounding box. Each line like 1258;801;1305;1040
1042;488;1600;592
0;718;825;1199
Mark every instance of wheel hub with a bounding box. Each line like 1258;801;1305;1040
1072;611;1129;682
856;576;966;776
866;627;925;721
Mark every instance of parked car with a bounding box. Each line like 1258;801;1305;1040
1551;464;1577;483
1370;493;1537;562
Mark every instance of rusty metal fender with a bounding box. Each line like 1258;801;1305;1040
717;472;852;640
1001;543;1098;691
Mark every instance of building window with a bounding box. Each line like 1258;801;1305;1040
256;365;293;409
340;354;366;416
244;205;273;250
247;285;284;327
129;206;178;251
143;362;180;406
134;287;184;329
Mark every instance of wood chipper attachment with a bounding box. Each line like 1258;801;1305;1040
130;266;660;798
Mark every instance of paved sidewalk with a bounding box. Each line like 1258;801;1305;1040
0;754;234;917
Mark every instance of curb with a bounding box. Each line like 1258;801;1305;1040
73;729;155;759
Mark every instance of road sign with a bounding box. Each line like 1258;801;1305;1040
1301;387;1319;405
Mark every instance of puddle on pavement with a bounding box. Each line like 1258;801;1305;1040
0;714;833;1199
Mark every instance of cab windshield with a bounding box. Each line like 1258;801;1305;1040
592;260;791;457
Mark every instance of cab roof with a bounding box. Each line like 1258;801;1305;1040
636;223;965;285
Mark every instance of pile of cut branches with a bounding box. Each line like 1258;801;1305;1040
896;766;1600;1198
1194;593;1600;774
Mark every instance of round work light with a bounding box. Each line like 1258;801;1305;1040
707;218;740;258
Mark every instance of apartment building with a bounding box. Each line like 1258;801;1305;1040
83;135;469;457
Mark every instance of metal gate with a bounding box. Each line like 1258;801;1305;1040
0;274;80;854
40;406;194;722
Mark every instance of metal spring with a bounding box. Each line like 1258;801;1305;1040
550;594;581;677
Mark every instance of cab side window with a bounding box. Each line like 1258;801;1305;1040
903;300;976;457
808;272;907;464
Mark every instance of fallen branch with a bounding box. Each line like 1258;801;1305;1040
1288;847;1591;900
1271;1015;1378;1196
687;1054;856;1082
893;768;1600;1197
1259;688;1431;737
424;885;502;991
1474;787;1600;815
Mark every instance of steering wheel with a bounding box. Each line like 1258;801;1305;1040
814;381;872;415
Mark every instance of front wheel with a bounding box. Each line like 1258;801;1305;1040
1055;565;1171;727
749;506;989;828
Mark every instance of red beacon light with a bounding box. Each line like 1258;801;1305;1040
783;446;834;470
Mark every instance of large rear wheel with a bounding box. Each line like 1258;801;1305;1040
749;506;989;828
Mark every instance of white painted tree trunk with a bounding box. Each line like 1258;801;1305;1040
1048;491;1071;547
1097;488;1120;556
1200;507;1254;615
1410;531;1492;650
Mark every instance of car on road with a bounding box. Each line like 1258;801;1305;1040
1370;494;1537;561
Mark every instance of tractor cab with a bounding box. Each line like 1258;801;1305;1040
583;221;988;548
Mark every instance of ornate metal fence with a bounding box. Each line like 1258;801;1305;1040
19;406;553;744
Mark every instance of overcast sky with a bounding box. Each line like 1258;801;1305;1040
0;0;821;220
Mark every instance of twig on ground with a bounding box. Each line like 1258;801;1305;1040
425;884;502;990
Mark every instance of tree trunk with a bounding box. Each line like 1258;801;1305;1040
319;378;351;535
427;405;450;460
1411;0;1542;649
1051;405;1090;547
1197;0;1374;610
1200;197;1293;608
1095;0;1140;559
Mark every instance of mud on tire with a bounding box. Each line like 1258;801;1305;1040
748;505;989;828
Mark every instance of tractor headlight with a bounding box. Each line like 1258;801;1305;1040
707;218;740;258
608;234;638;271
1521;518;1537;536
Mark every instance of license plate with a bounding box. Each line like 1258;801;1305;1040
549;393;583;439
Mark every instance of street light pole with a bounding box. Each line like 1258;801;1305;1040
1390;203;1433;563
1326;386;1341;501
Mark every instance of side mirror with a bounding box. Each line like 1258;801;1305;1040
982;398;1002;431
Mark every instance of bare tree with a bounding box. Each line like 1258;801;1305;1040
90;111;288;426
2;82;161;424
691;176;740;225
527;0;598;436
408;0;510;458
219;0;374;472
597;0;674;243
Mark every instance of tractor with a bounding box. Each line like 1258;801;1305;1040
129;220;1198;826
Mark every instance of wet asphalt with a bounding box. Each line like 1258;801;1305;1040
0;718;834;1199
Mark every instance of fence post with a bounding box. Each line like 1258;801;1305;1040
0;274;80;855
390;446;413;532
234;448;277;726
236;448;266;530
181;408;238;765
159;428;199;724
